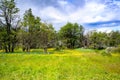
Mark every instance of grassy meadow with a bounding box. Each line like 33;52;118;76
0;49;120;80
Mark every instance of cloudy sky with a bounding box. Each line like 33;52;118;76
17;0;120;32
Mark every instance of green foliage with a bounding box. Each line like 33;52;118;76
0;0;20;52
0;0;120;54
21;8;42;52
59;22;84;49
21;9;56;53
109;31;120;47
101;50;111;56
22;8;36;32
0;26;7;49
88;31;108;49
55;44;66;50
111;46;120;53
40;23;56;53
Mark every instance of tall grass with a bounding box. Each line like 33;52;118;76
0;49;120;80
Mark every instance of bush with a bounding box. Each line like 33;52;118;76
55;45;66;50
105;46;120;54
101;50;111;56
105;47;114;53
112;46;120;53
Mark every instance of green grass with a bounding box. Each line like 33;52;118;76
0;49;120;80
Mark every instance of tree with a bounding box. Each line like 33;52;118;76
0;0;19;52
21;8;38;52
59;22;84;49
77;24;84;47
89;31;108;49
21;8;56;53
0;25;7;50
109;31;120;47
39;23;56;53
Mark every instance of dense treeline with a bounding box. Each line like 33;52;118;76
0;0;120;53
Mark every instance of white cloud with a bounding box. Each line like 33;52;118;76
44;1;111;22
17;1;39;18
96;26;120;33
97;27;112;33
38;1;107;25
39;6;66;23
17;0;120;30
114;0;120;6
58;0;68;6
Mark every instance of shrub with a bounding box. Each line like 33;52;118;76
101;50;111;56
112;46;120;53
105;47;114;53
105;46;120;54
55;45;66;50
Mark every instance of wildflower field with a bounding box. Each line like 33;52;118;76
0;49;120;80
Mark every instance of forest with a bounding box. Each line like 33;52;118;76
0;0;120;53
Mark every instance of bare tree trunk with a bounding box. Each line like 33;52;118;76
4;46;8;53
26;46;29;52
11;43;14;52
22;47;25;52
26;44;30;52
44;47;47;54
6;19;11;52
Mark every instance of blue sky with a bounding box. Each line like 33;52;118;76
17;0;120;32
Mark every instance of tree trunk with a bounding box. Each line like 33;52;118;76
22;47;25;52
26;45;30;52
11;35;17;52
26;47;29;52
6;22;11;53
44;47;47;54
11;43;15;52
5;46;8;53
8;35;11;52
11;47;14;52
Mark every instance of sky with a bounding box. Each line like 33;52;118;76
17;0;120;32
